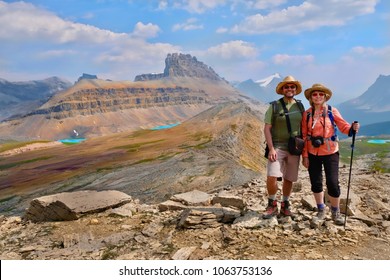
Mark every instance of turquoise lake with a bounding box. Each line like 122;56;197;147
58;138;86;144
367;139;390;144
150;123;180;130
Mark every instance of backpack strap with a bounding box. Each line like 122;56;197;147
271;98;304;136
279;98;293;135
306;105;338;141
270;98;282;126
327;105;338;141
295;99;305;114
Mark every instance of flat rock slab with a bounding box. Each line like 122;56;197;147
171;190;211;206
24;190;132;222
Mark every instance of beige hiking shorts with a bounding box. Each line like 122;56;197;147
266;148;300;182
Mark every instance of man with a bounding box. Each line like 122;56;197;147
263;75;304;219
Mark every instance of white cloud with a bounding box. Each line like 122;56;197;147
172;18;204;31
351;45;390;57
173;0;226;14
157;1;168;10
37;49;79;59
132;22;161;38
231;0;378;34
272;54;315;66
251;0;287;10
0;1;126;44
0;1;179;81
216;27;229;33
205;40;258;59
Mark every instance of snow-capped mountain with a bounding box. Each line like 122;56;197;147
254;73;281;87
234;73;282;103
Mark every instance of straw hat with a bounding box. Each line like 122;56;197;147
304;83;332;101
276;75;302;95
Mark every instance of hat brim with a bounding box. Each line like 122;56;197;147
304;87;332;101
276;81;302;95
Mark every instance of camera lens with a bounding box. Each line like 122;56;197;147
311;137;323;147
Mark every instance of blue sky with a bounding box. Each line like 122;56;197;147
0;0;389;103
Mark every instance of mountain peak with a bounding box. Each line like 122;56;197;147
77;73;98;83
255;73;281;87
134;53;223;81
337;74;390;125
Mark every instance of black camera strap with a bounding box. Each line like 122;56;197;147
307;105;337;140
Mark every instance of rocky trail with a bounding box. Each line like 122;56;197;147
0;156;389;260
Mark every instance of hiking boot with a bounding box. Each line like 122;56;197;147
331;210;345;226
311;208;326;224
263;199;278;219
279;200;292;217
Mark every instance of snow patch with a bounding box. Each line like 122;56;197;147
255;73;281;87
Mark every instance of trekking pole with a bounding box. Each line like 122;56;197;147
344;121;358;229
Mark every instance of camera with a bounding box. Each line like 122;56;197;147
311;136;324;148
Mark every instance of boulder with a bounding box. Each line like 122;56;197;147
212;190;246;210
170;190;211;206
24;190;132;222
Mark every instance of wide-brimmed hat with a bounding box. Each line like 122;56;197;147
276;75;302;95
304;83;332;101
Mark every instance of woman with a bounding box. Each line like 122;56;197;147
301;84;359;225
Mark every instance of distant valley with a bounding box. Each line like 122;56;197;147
0;54;251;141
0;52;388;216
0;101;266;215
1;54;389;139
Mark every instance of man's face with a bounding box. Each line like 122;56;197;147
283;83;296;98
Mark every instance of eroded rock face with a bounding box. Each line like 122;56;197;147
135;53;223;82
28;86;207;119
24;190;132;222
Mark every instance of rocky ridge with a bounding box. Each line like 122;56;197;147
27;85;207;120
135;53;223;82
1;157;389;260
0;76;72;121
0;54;245;140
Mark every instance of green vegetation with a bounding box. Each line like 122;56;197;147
113;139;165;152
101;246;119;260
339;136;390;173
179;133;212;150
0;195;17;204
230;124;238;132
240;159;258;171
131;152;181;165
0;140;51;153
0;156;53;171
371;150;390;173
128;129;152;138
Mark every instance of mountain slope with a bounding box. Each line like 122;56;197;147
337;75;390;126
0;101;265;215
359;121;390;136
0;53;248;141
0;77;72;121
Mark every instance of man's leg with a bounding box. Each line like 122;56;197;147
280;179;293;216
263;176;279;219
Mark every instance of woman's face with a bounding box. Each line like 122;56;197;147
311;90;326;106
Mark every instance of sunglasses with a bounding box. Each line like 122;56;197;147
283;85;296;90
312;92;325;97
